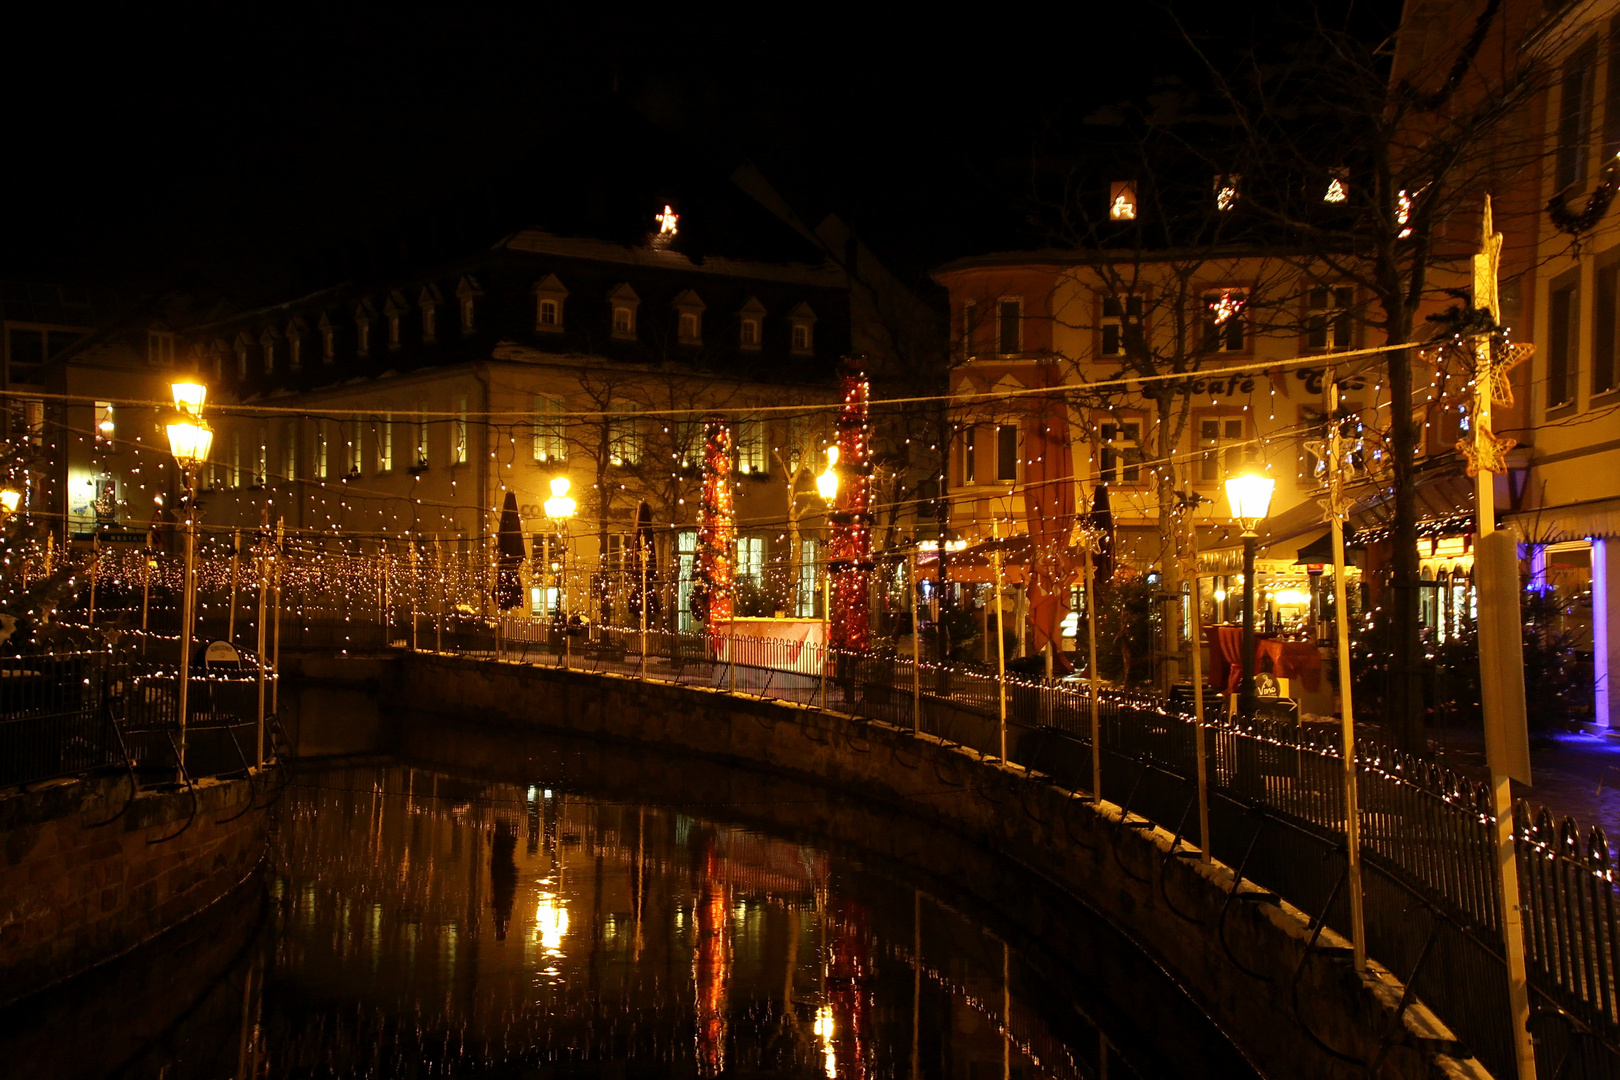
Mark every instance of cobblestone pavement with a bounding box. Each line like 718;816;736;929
1423;722;1620;837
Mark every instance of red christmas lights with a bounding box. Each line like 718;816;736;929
691;419;734;645
828;362;872;651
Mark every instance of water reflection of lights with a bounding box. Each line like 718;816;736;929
535;891;568;955
814;1004;837;1078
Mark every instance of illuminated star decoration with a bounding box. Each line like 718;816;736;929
655;205;679;237
1207;290;1245;326
1485;339;1534;408
1456;427;1517;477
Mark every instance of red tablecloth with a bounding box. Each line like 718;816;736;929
1259;639;1323;693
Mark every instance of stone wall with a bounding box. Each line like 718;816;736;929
295;652;1488;1080
0;771;269;1005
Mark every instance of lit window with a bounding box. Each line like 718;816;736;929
1306;287;1354;350
608;407;640;465
284;420;298;483
736;417;765;474
315;423;328;479
95;401;114;445
1099;421;1141;483
349;419;364;476
414;405;428;468
998;299;1022;353
1109;181;1137;221
231;430;242;487
737;536;764;583
1203;290;1248;352
454;397;468;465
739;318;760;347
378;414;394;472
533;396;566;462
539;298;560;327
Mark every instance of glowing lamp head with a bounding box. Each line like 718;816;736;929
0;488;19;514
816;467;839;502
166;418;214;468
543;476;576;520
170;381;207;417
1224;473;1275;535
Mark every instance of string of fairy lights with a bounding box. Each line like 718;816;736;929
2;329;1522;646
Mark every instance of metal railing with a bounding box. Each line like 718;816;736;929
0;636;279;791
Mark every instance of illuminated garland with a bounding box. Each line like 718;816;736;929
828;363;873;652
690;420;733;635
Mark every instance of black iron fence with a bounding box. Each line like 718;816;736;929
0;637;277;790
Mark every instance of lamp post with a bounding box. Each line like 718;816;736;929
165;381;213;776
817;449;839;708
1224;473;1274;723
544;476;576;658
0;487;20;522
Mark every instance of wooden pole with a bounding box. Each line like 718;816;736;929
1324;364;1368;969
227;529;240;644
910;552;921;736
992;518;1007;763
1185;507;1212;865
1086;541;1101;802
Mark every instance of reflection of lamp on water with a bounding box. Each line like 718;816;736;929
535;890;568;955
1224;472;1275;722
814;1004;837;1078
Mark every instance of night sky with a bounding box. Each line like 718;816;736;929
2;4;1402;304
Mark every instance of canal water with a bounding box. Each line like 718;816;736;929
7;756;1258;1079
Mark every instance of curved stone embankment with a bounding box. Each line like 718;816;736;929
0;769;271;1005
290;652;1487;1080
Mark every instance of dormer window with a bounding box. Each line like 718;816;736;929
319;314;336;363
287;318;307;371
384;291;408;351
609;283;641;339
260;327;278;372
737;296;766;351
355;300;377;359
235;332;251;379
456;275;483;336
672;288;705;345
146;330;175;365
532;274;567;333
419;284;442;344
786;301;816;356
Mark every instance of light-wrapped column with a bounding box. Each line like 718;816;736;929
828;362;872;651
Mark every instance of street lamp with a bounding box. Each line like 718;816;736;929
1225;472;1275;722
542;477;576;618
816;446;839;707
0;487;20;520
165;380;213;776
